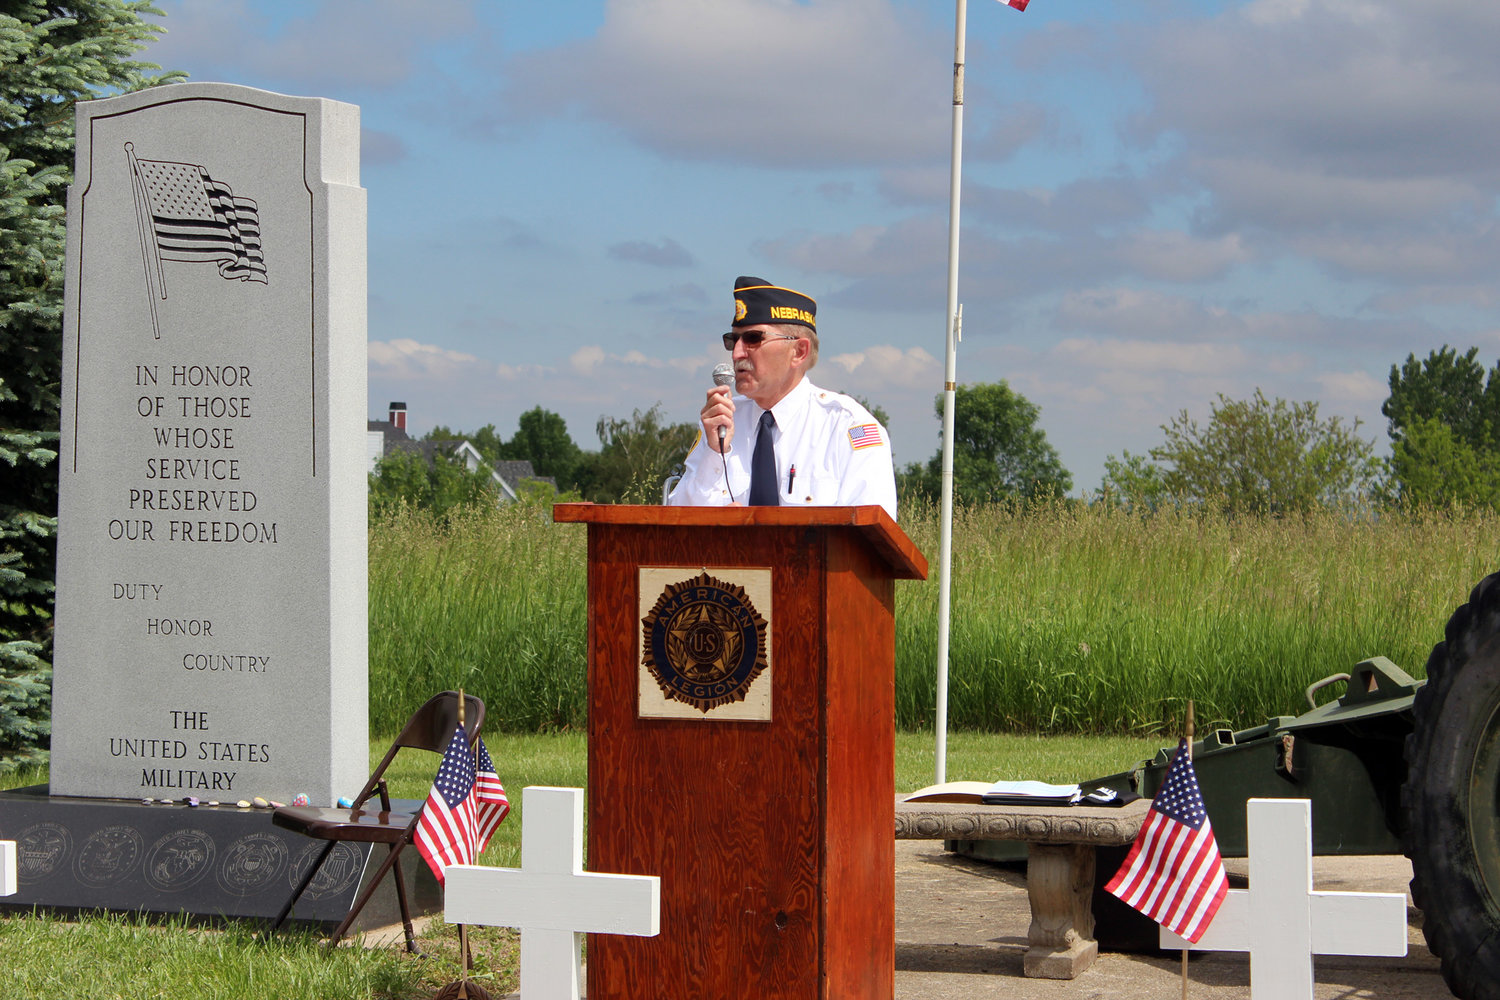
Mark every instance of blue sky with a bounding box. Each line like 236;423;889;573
144;0;1500;490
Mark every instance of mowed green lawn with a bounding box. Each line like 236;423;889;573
0;730;1163;1000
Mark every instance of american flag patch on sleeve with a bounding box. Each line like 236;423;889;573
848;423;884;450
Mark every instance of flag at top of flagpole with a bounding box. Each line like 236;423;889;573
1103;739;1229;943
1003;0;1030;10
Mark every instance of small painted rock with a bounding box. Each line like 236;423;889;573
269;800;286;808
207;800;220;807
337;796;354;808
291;793;310;807
236;799;252;809
252;796;270;808
141;797;154;805
185;797;200;807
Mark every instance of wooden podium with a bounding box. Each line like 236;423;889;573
553;504;927;999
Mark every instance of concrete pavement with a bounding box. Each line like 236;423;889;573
895;839;1448;999
499;839;1450;997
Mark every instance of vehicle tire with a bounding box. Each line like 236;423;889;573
1403;571;1500;1000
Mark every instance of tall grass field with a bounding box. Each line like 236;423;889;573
370;499;1498;737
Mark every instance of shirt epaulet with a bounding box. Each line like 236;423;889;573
813;388;861;418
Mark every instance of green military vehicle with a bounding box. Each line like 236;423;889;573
1090;570;1500;1000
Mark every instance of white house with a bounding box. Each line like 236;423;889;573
367;401;552;503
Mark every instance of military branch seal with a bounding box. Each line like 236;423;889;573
74;825;145;887
16;822;71;885
642;572;769;713
144;828;216;892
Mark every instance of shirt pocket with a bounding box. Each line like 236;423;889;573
720;467;752;503
785;473;840;507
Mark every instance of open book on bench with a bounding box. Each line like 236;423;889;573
903;780;1126;806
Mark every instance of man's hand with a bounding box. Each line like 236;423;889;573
701;385;735;453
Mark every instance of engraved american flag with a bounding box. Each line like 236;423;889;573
133;155;267;283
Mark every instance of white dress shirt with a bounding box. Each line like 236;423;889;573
666;377;898;520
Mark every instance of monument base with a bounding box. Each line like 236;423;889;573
0;786;439;932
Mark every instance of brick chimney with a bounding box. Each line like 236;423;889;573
388;401;407;432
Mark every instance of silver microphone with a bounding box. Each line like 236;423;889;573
711;363;734;448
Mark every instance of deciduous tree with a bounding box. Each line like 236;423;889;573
901;381;1072;504
368;449;495;518
575;403;697;503
1102;390;1377;514
500;406;582;486
425;422;504;465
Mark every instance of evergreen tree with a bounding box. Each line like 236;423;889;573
1384;416;1500;510
0;2;181;771
1381;346;1500;509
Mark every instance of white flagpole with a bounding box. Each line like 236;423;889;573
934;0;968;784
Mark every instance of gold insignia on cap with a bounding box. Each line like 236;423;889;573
735;298;748;322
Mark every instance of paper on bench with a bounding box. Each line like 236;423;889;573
903;779;1083;805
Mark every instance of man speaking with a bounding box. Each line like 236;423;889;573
666;276;897;519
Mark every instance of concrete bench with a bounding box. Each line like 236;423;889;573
894;796;1149;979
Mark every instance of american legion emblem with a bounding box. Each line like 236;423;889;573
641;571;769;715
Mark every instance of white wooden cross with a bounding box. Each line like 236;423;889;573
1161;797;1407;1000
445;786;660;1000
0;840;14;897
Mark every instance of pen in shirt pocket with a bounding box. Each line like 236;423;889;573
787;464;796;494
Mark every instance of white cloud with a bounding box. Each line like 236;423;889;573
1052;337;1251;377
1244;0;1387;28
569;346;607;374
501;0;950;168
368;339;478;379
1195;157;1485;232
1118;230;1250;283
150;0;483;90
567;345;717;384
494;363;552;381
1139;1;1500;176
1312;369;1388;410
1056;287;1228;340
608;237;695;268
1103;0;1500;303
1294;230;1500;282
826;345;939;389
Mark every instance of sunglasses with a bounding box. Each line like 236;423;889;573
722;330;801;350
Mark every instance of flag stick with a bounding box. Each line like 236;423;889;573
125;143;165;339
1182;700;1195;1000
457;688;472;995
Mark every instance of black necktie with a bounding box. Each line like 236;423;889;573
748;410;779;506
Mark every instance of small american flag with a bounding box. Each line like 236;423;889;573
414;725;510;884
1104;739;1228;943
848;423;884;450
1002;0;1030;10
472;738;510;848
